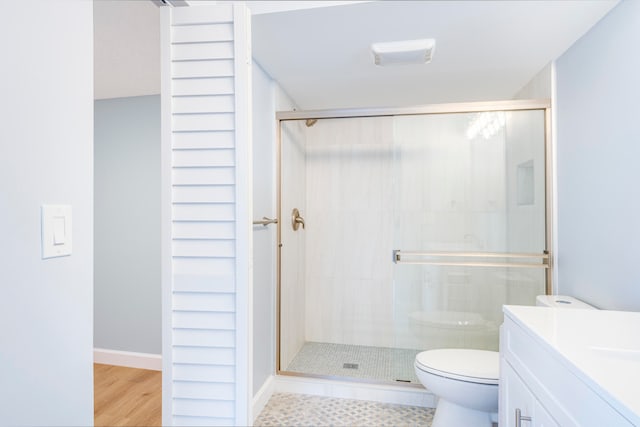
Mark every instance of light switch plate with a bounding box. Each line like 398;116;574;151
42;205;72;259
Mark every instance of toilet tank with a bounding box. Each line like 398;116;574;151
536;295;597;309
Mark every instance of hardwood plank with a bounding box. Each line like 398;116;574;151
94;364;161;427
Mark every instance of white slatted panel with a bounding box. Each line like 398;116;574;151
173;95;235;114
172;60;234;78
173;148;235;166
172;169;235;186
173;77;235;96
172;203;235;220
173;381;234;400
172;131;235;149
173;311;235;330
172;42;234;61
173;364;235;382
163;4;251;426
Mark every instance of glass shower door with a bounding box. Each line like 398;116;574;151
277;105;550;386
390;110;548;383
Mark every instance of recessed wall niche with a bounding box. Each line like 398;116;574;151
517;159;535;206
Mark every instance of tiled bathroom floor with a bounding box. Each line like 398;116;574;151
254;392;435;426
286;342;422;384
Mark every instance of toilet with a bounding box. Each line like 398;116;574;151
415;348;499;427
415;295;596;427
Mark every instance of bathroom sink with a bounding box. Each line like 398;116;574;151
503;305;640;423
520;307;640;353
538;309;640;365
589;346;640;362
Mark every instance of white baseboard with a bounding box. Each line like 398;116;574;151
252;375;276;422
94;348;162;371
274;375;436;408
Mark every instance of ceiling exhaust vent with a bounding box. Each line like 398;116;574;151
371;38;436;66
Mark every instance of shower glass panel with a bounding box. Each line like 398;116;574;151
390;111;546;381
278;106;548;385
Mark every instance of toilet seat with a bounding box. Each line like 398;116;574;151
415;349;499;385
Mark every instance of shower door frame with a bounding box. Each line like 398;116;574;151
275;99;553;381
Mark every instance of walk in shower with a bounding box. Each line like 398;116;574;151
277;101;551;385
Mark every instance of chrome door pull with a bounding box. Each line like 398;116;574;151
291;208;305;231
515;408;532;427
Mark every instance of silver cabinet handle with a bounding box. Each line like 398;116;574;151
515;408;532;427
291;208;305;231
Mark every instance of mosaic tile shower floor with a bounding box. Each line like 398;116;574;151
286;342;422;384
254;393;435;427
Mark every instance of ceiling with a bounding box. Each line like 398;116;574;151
252;0;618;110
93;0;359;100
94;0;159;100
94;0;619;109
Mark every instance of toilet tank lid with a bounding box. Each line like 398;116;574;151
415;349;499;384
536;295;597;309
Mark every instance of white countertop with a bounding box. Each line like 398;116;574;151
503;305;640;425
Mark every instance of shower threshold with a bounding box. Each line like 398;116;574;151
284;342;422;384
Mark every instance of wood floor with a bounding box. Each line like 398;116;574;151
94;364;161;426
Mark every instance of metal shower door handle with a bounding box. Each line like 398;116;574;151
291;208;305;231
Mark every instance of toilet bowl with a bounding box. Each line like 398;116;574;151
414;295;597;427
415;349;499;427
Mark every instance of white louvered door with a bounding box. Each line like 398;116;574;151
161;4;252;426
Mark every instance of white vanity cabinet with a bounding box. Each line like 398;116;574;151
501;360;558;426
500;306;640;427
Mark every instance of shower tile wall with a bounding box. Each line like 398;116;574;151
283;110;546;359
305;117;396;348
280;120;308;368
302;115;511;350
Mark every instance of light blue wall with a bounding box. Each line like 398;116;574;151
556;0;640;310
94;95;161;354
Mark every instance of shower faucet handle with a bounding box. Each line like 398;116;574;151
291;208;305;231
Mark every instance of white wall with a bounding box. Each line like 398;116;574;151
252;63;277;395
252;61;300;387
94;95;161;355
0;1;94;424
555;0;640;310
94;0;159;100
513;63;552;100
279;119;308;367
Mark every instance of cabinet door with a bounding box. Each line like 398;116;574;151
534;400;560;427
501;361;559;427
501;360;534;426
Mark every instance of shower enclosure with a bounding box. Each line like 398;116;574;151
277;101;550;385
